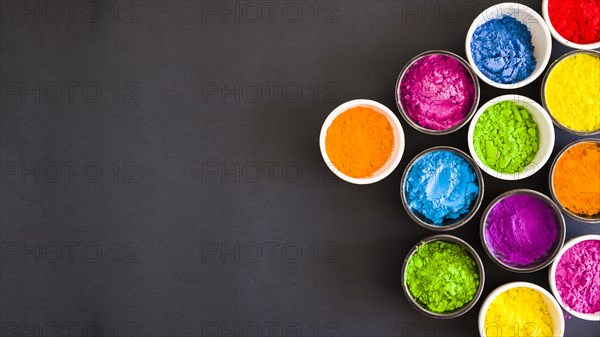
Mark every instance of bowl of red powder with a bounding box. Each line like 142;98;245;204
480;189;566;273
395;50;480;135
543;0;600;50
549;139;600;223
320;99;405;185
549;235;600;321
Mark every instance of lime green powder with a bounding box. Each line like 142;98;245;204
405;241;479;313
473;101;539;174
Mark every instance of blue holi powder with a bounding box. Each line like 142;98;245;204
470;16;537;84
404;150;479;225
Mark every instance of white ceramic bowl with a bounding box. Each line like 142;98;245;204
319;99;405;185
542;0;600;50
549;235;600;321
465;2;552;89
479;282;565;337
467;95;555;180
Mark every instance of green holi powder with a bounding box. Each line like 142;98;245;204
405;241;479;313
473;101;539;174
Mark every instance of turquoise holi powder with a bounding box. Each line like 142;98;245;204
405;150;479;225
470;16;537;84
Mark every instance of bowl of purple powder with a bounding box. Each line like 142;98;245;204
395;50;480;135
549;235;600;321
480;189;566;273
465;3;552;89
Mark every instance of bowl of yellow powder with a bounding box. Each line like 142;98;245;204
467;95;555;180
549;139;600;223
541;50;600;135
479;282;565;337
320;99;405;184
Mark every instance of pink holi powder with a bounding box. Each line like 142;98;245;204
398;54;476;131
555;239;600;314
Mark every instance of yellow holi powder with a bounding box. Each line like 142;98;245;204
484;287;554;337
545;53;600;132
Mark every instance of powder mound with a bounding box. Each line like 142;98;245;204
399;54;476;131
553;142;600;216
471;16;537;84
484;287;555;337
548;0;600;44
473;101;539;174
405;150;479;225
484;194;558;266
555;240;600;314
325;106;394;178
545;53;600;132
405;241;479;313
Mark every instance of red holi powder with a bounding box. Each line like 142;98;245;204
548;0;600;44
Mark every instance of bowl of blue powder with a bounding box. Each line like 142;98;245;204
401;147;484;231
465;3;552;89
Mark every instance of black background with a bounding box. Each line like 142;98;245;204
1;0;599;336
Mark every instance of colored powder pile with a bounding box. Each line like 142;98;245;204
404;150;479;225
548;0;600;45
405;240;479;313
485;194;558;267
544;53;600;133
555;239;600;314
484;287;554;337
553;142;600;217
470;16;537;84
325;106;394;178
398;54;476;131
473;101;539;174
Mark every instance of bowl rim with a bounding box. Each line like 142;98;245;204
465;2;553;89
540;50;600;136
548;138;600;223
548;234;600;321
394;50;481;135
399;146;485;231
479;189;566;273
319;99;405;185
541;0;600;50
478;281;566;337
401;234;485;319
467;94;555;181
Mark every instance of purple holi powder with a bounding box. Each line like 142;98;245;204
398;54;476;131
484;194;558;266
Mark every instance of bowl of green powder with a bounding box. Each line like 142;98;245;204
467;95;555;180
401;235;485;318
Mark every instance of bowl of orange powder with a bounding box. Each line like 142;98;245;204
549;139;600;223
320;99;405;184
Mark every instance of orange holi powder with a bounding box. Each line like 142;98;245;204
325;106;394;178
553;142;600;216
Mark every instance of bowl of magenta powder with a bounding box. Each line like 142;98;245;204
402;235;485;318
549;235;600;321
395;50;479;135
481;189;566;273
465;3;552;89
401;147;484;231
